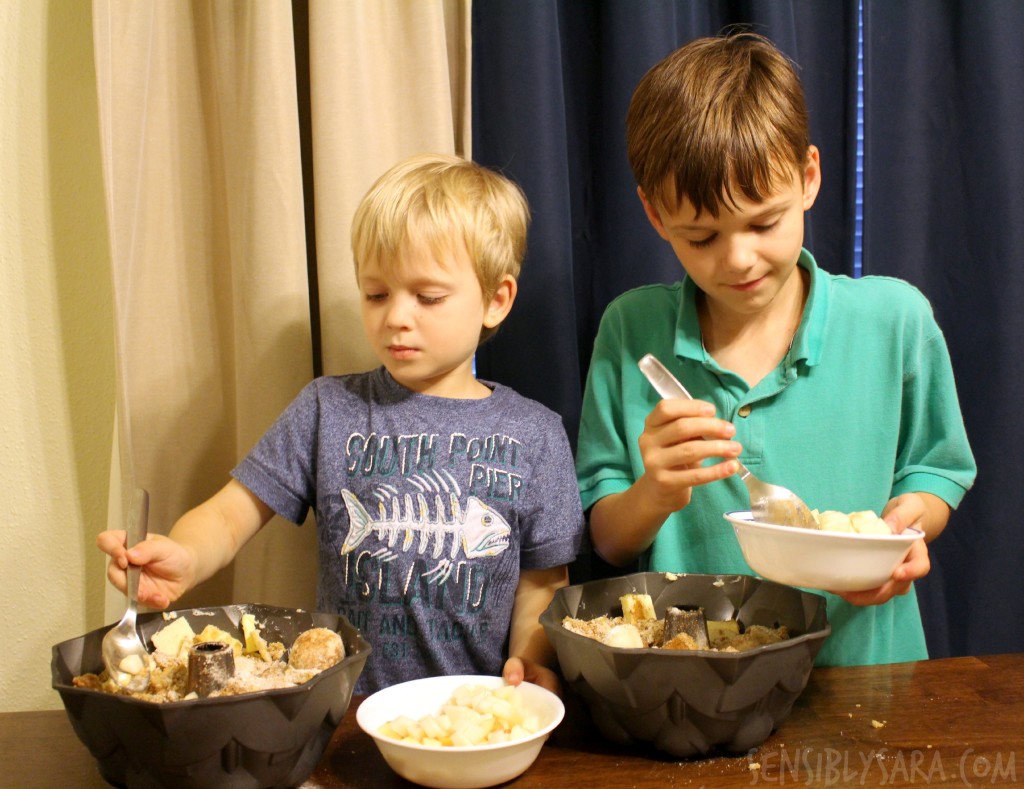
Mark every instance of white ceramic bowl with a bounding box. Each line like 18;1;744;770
724;510;924;592
356;674;564;789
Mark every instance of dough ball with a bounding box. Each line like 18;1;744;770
288;627;345;671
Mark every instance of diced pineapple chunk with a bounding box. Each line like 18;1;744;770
620;593;656;624
377;682;544;748
240;613;271;661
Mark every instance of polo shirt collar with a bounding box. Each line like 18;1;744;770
790;248;828;368
673;247;829;368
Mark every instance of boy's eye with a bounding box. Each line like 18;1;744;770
689;234;716;250
418;294;446;305
364;292;387;302
752;220;780;233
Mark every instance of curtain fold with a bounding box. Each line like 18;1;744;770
93;0;313;612
861;0;1024;657
471;1;857;454
309;0;471;377
93;0;471;614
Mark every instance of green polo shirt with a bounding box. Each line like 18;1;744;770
576;249;976;666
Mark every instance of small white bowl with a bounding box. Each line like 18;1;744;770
356;674;564;789
724;510;924;592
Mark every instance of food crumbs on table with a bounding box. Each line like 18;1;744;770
871;719;886;729
748;762;762;771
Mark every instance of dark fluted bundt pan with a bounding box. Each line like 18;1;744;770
541;572;830;759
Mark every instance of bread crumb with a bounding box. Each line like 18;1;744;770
871;719;886;729
748;762;761;771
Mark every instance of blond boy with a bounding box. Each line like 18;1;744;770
101;154;585;692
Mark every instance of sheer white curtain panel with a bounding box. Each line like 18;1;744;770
92;0;471;617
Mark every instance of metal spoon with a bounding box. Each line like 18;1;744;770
101;488;152;691
638;354;818;529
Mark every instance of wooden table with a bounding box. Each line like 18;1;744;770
7;653;1023;788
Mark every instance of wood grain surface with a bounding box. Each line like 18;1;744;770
9;653;1023;788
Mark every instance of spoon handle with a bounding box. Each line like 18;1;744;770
125;488;149;605
638;354;751;477
638;353;694;400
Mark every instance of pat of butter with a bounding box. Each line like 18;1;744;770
151;616;196;657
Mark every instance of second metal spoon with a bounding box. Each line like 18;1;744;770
638;354;818;529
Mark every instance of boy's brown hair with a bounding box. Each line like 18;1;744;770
626;32;810;217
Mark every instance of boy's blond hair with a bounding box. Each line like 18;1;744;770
351;154;529;341
626;32;810;217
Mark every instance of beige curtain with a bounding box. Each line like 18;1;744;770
93;0;470;617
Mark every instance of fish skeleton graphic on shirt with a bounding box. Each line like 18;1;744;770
341;488;511;583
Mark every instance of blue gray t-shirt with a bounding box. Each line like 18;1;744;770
233;367;585;692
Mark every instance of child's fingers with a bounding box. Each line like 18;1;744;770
125;534;184;569
96;529;129;561
837;541;928;606
124;538;162;567
647;399;731;434
136;582;172;610
881;493;926;534
104;557;128;594
501;656;525;686
892;539;930;583
650;439;742;474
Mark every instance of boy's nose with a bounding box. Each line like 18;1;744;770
384;296;414;329
722;234;756;271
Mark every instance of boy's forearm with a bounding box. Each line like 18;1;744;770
508;566;568;666
915;491;952;542
168;480;273;587
589;484;672;567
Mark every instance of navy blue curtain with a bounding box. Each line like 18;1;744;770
861;1;1024;658
472;1;857;446
472;2;858;580
471;1;1021;657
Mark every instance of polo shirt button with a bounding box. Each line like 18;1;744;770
737;405;752;418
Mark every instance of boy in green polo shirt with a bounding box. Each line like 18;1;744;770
575;32;976;665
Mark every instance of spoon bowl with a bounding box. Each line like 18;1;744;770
101;488;152;691
638;354;818;529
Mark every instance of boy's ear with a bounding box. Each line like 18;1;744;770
802;146;822;210
638;186;671;241
483;274;517;329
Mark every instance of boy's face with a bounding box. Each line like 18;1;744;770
357;241;515;398
640;147;821;320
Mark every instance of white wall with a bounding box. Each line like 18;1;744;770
0;0;115;711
